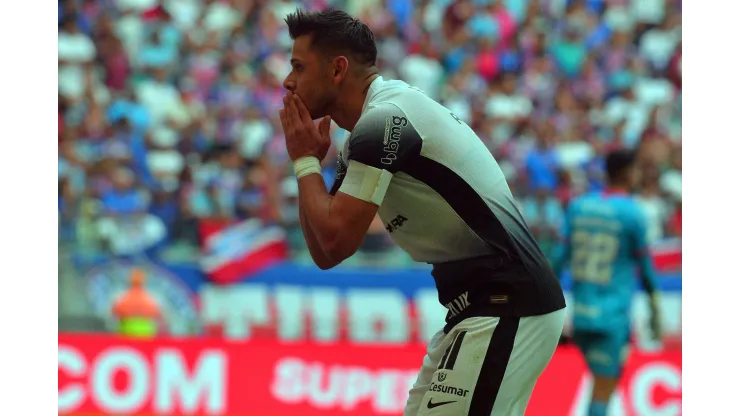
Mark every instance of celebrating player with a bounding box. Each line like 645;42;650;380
278;9;566;416
556;149;663;416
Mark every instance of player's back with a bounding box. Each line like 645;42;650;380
565;191;644;331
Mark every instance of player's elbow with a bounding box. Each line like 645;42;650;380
313;257;340;270
315;214;368;267
307;250;341;270
323;238;359;265
321;230;362;265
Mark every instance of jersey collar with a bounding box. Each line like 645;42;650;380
361;76;384;114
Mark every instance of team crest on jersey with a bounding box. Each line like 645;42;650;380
438;372;447;382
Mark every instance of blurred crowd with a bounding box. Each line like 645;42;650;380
58;0;682;264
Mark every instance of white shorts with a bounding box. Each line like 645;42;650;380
404;309;566;416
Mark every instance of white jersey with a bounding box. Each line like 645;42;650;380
331;77;564;323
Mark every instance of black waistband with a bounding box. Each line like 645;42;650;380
432;255;566;333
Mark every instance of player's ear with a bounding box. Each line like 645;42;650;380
330;56;349;84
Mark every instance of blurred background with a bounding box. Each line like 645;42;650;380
58;0;682;415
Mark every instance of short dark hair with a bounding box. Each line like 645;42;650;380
285;8;377;67
605;148;636;183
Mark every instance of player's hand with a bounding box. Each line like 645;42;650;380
279;91;332;162
649;295;663;342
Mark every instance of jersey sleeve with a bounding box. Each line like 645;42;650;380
337;103;422;205
345;103;423;173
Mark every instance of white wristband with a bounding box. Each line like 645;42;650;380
293;156;322;179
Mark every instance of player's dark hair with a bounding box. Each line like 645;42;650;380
605;149;636;183
285;8;377;67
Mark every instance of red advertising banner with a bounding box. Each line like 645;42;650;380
58;335;681;416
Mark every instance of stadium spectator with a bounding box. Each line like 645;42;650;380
525;124;560;192
398;33;445;101
522;187;564;263
58;14;96;100
96;167;167;255
636;162;670;244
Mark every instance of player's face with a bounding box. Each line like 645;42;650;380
283;35;338;119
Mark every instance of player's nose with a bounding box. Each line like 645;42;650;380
283;76;296;92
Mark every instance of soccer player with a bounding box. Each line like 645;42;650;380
556;149;662;416
278;9;566;416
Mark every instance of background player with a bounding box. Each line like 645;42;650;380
556;149;662;416
278;8;565;416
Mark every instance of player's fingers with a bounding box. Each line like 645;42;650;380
318;115;331;139
278;108;288;132
281;95;293;132
293;94;315;127
285;91;302;128
280;100;291;133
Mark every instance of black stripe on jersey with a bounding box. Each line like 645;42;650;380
468;317;520;415
444;330;467;370
438;337;455;370
403;154;566;321
403;156;516;257
438;331;466;370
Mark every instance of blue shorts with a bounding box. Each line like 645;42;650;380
573;327;631;378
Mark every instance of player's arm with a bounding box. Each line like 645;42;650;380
297;173;378;266
297;160;348;270
299;204;338;270
298;103;422;266
631;206;662;339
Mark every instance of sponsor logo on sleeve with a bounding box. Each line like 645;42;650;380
382;116;407;165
